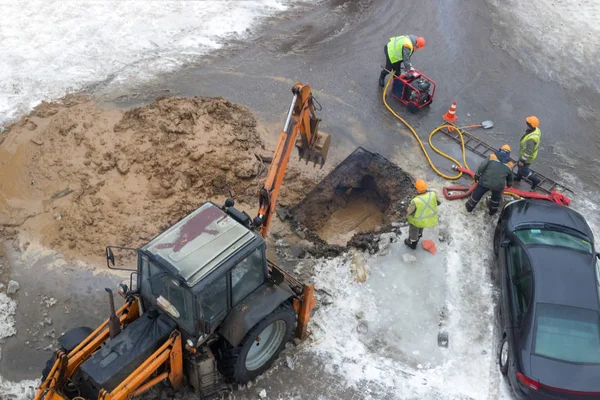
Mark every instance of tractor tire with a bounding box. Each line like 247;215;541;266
217;303;295;384
41;327;92;381
41;353;60;382
59;326;93;352
493;224;502;257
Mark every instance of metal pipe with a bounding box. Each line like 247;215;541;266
283;94;298;132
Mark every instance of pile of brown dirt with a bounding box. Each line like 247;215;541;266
0;95;327;260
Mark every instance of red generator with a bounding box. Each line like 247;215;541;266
391;70;436;113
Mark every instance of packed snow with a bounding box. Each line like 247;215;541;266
309;196;510;399
487;0;600;93
0;0;297;128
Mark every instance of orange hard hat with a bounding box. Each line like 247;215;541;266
526;116;539;128
500;144;511;152
414;179;427;191
416;37;426;49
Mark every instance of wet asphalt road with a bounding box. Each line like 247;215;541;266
99;0;600;193
4;0;600;398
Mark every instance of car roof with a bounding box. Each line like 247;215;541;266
527;246;600;310
142;202;260;287
506;199;594;242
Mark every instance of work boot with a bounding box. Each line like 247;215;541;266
404;238;418;250
530;176;540;191
379;75;385;87
465;202;475;213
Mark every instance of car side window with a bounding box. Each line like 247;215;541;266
509;245;533;323
231;247;266;306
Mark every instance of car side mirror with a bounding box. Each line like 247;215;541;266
501;239;511;248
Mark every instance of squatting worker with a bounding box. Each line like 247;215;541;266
515;116;541;190
379;35;426;87
465;145;514;216
405;179;439;250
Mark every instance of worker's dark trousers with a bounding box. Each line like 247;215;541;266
465;184;502;215
380;45;404;80
515;163;541;190
408;223;423;242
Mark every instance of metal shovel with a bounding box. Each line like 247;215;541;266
458;120;494;130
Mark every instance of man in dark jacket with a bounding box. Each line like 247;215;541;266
465;145;514;215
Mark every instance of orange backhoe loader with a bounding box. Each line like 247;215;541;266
35;83;331;400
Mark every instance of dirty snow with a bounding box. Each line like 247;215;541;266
0;293;38;399
309;197;511;399
0;0;298;127
487;0;600;93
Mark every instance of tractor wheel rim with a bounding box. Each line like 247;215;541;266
500;340;509;367
245;320;286;371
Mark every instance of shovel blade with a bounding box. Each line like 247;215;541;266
481;120;494;129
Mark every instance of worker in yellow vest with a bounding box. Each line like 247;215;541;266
515;116;541;190
379;35;426;87
405;179;440;250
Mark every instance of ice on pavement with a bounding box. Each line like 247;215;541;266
310;200;507;399
0;0;296;127
487;0;600;93
0;293;38;399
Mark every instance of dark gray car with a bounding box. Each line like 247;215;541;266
494;199;600;399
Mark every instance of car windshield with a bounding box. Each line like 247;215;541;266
515;228;593;254
534;303;600;364
140;255;194;333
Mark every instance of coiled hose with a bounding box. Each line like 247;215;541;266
381;73;470;180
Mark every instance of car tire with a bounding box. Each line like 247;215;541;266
218;303;295;383
498;335;509;375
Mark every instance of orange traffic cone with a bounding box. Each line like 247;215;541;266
443;101;458;123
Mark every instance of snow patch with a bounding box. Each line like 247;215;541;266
0;0;299;127
309;199;509;399
487;0;600;93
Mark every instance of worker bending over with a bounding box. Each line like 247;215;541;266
515;116;541;190
379;35;426;87
405;179;439;250
466;145;514;215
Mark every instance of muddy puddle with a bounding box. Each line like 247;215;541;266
290;147;414;255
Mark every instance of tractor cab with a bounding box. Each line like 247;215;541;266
135;200;278;344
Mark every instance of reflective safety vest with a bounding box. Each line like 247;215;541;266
519;128;541;163
387;36;414;64
407;191;438;228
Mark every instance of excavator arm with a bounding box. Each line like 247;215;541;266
255;83;329;339
255;83;330;238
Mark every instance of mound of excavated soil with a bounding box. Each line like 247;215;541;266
0;95;327;260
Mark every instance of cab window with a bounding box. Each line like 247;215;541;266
232;247;266;306
196;274;228;323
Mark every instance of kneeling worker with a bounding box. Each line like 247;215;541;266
379;35;426;87
405;179;440;250
465;145;514;215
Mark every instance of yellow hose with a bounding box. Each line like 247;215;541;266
382;73;470;180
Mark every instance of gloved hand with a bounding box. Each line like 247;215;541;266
474;174;480;182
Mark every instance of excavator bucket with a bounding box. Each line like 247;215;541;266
295;130;331;168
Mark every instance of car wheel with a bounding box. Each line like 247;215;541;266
498;335;509;375
218;303;295;383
